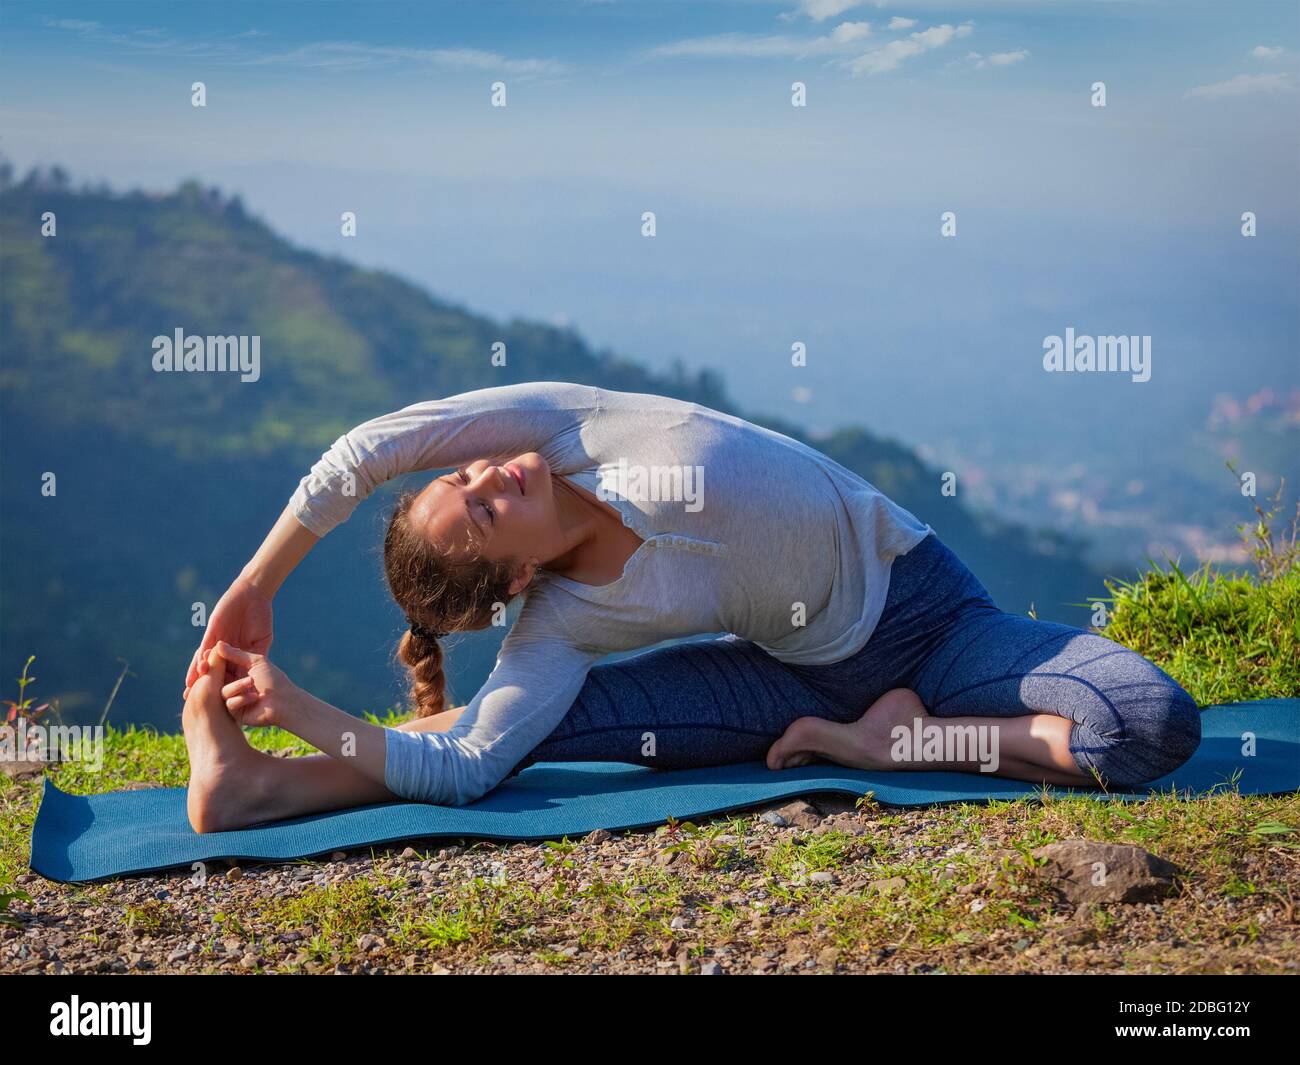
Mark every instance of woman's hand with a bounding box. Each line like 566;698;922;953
213;642;298;729
184;575;273;697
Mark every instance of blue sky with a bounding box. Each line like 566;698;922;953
5;0;1296;223
3;1;1297;562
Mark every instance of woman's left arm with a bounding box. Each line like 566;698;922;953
291;382;597;539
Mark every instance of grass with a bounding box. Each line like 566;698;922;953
1097;483;1300;704
2;499;1298;973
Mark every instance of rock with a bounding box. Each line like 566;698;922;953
0;755;47;781
772;800;823;830
585;828;612;844
808;871;835;885
399;847;420;861
1029;841;1182;904
700;960;722;975
1071;901;1098;926
816;946;839;969
330;851;347;862
226;866;243;881
760;811;789;827
867;876;907;896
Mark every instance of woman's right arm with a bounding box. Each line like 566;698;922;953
183;505;319;694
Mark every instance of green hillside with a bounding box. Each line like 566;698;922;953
0;166;1105;727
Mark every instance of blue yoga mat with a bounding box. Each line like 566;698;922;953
28;699;1299;882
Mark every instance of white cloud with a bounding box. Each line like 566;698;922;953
887;17;917;31
967;48;1029;70
44;17;565;76
849;21;972;76
650;22;870;60
47;19;102;33
1251;45;1284;60
243;42;566;75
791;0;864;22
1186;72;1293;99
831;21;872;44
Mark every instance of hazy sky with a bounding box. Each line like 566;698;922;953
3;1;1297;529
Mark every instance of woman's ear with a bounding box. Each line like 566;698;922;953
508;557;538;597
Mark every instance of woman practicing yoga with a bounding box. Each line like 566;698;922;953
181;382;1200;832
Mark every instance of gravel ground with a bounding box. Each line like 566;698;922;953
5;793;1298;975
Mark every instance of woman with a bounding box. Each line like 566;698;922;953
181;382;1200;832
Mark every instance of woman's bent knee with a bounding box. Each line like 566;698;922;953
1090;680;1201;788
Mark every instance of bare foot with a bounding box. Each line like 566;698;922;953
183;649;271;833
766;688;930;772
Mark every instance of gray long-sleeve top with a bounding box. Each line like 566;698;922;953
289;382;931;804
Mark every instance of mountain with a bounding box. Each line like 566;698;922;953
0;167;1106;728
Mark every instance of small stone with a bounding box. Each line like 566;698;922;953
760;811;789;827
226;866;243;881
330;851;347;862
772;799;824;829
808;871;835;885
1029;841;1182;904
867;876;907;896
700;961;722;975
585;828;612;844
817;947;839;968
399;847;420;861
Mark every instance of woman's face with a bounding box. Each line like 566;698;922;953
407;452;558;579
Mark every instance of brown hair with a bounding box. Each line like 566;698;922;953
383;489;522;718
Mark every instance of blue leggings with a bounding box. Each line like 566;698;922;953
514;532;1201;788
